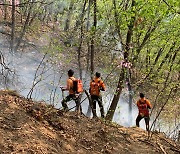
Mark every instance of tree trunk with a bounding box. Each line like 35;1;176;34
10;0;15;52
90;0;97;78
105;0;135;121
125;0;135;125
86;0;94;116
126;72;133;126
77;0;87;79
64;0;74;31
105;68;125;121
3;0;8;21
85;0;91;75
73;0;87;30
105;0;124;121
14;1;34;51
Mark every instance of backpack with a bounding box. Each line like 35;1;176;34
90;80;101;96
138;100;149;116
70;78;83;93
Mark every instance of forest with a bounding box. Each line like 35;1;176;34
0;0;179;141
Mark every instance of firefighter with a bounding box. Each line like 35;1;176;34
61;69;81;112
89;72;106;118
136;93;152;131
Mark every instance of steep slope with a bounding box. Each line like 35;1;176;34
0;90;179;154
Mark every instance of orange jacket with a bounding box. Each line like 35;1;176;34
90;77;105;96
137;98;152;116
67;77;76;94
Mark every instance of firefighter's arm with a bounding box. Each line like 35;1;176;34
100;81;105;91
136;101;140;107
146;100;152;109
61;79;70;91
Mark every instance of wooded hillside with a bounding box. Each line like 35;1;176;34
0;0;179;142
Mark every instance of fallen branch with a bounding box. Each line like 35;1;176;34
156;134;180;152
170;147;180;153
157;142;167;154
137;139;155;147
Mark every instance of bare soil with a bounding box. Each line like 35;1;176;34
0;90;179;154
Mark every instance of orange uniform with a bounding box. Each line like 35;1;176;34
89;76;105;118
66;77;76;94
137;98;152;117
90;77;105;96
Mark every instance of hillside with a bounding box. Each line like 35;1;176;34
0;90;179;154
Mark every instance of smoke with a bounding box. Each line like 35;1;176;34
0;50;146;129
0;35;158;131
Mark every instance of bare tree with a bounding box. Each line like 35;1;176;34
77;0;87;79
90;0;97;78
14;0;35;51
27;53;47;99
10;0;15;52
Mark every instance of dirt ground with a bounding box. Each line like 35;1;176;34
0;90;179;154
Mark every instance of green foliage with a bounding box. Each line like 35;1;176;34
12;0;179;124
